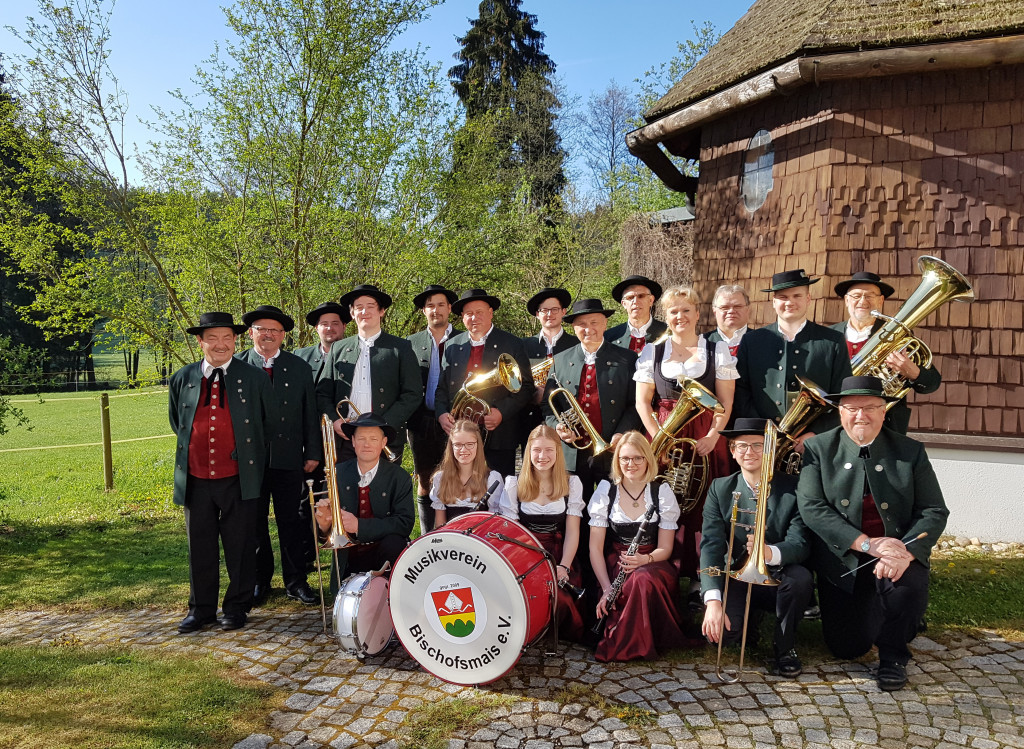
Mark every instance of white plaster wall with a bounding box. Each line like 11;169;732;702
928;447;1024;543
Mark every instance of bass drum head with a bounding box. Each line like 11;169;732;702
390;526;533;685
333;572;393;657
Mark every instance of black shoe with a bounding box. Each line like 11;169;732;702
252;584;270;608
219;613;247;631
775;649;802;678
177;614;216;634
286;582;319;605
803;605;820;620
877;660;908;691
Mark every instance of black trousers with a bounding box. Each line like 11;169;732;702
408;413;447;535
255;467;315;590
183;475;257;618
722;563;813;655
818;559;930;665
484;446;516;477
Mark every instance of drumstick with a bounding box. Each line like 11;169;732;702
841;532;927;577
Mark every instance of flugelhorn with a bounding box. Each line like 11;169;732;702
650;377;724;513
547;377;610;456
336;399;398;462
450;353;522;426
852;255;974;406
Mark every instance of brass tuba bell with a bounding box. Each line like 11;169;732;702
450;353;522;426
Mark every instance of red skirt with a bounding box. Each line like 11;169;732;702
532;529;584;642
655;405;732;578
595;543;699;662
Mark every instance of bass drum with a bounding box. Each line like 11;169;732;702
390;512;554;685
333;571;393;657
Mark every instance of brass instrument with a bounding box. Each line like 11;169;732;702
450;353;522;425
714;421;782;683
650;377;724;514
531;357;554;385
774;376;834;474
547;377;610;456
852;255;974;407
336;398;398;463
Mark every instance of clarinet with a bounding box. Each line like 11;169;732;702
592;503;657;635
472;480;502;512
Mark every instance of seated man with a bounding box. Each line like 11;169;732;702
700;418;812;678
798;375;949;691
314;413;414;593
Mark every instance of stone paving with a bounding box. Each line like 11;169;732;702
1;607;1022;749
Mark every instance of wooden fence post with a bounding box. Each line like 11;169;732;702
100;392;114;491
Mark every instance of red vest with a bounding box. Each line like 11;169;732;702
188;374;239;479
629;335;646;353
577;364;603;435
357;485;373;519
467;343;484;373
846;339;867;358
861;491;885;537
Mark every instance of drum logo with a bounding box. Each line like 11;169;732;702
431;588;476;637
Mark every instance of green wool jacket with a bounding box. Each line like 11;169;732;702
734;321;851;434
542;342;641;472
235;349;322;470
168;358;275;506
828;320;941;435
316;332;422;449
797;426;949;592
292;344;330;382
604;318;668;349
699;471;810;597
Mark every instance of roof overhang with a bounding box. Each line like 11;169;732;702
628;33;1024;194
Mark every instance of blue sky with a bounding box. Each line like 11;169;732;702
1;0;753;174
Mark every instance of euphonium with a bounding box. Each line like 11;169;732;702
450;353;522;425
852;255;974;406
547;377;610;456
650;377;724;514
774;376;834;474
336;399;398;462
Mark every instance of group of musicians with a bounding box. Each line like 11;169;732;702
169;269;948;692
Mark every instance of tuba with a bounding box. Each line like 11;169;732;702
852;255;974;407
450;353;522;425
548;377;610;456
773;376;834;474
650;377;724;513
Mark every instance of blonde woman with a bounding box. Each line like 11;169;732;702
501;424;584;641
588;431;698;662
430;420;504;526
634;284;736;588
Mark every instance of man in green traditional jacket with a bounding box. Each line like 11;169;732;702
798;376;948;691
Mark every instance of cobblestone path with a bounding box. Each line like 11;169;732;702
1;608;1022;749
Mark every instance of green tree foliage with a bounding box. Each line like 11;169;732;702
449;0;565;208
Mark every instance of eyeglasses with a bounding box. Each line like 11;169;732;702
537;307;564;316
731;442;765;454
621;293;651;303
840;404;885;415
251;326;284;335
452;442;477;452
845;293;882;302
618;455;647;465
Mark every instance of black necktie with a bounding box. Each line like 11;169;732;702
858;445;870;459
204;367;224;406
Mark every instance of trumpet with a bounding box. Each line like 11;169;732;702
335;398;398;462
450;353;522;426
547;377;610;456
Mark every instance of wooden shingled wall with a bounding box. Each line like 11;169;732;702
690;65;1024;436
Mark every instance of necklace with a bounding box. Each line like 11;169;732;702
620;483;645;508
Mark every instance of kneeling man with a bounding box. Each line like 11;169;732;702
798;375;948;691
700;418;812;678
315;413;415;592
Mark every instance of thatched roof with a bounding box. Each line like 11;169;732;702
647;0;1024;121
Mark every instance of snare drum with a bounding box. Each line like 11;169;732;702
390;512;555;685
332;571;393;657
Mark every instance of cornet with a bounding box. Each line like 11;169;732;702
547;377;609;456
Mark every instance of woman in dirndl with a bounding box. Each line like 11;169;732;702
634;284;735;597
500;424;584;641
589;431;697;662
430;419;504;526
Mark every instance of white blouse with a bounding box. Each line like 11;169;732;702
500;475;585;520
430;469;505;512
633;337;738;384
587;480;680;531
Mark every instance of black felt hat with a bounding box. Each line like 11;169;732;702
304;301;351;327
833;271;896;299
718;417;771;439
186;312;248;335
612;275;663;303
563;298;617;323
241;304;295;332
338;412;398;444
825;375;899;402
761;269;820;293
340;284;393;310
451;288;501;315
526;287;572;316
413;284;458;309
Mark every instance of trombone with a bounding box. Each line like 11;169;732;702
335;398;398;462
547;377;609;456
